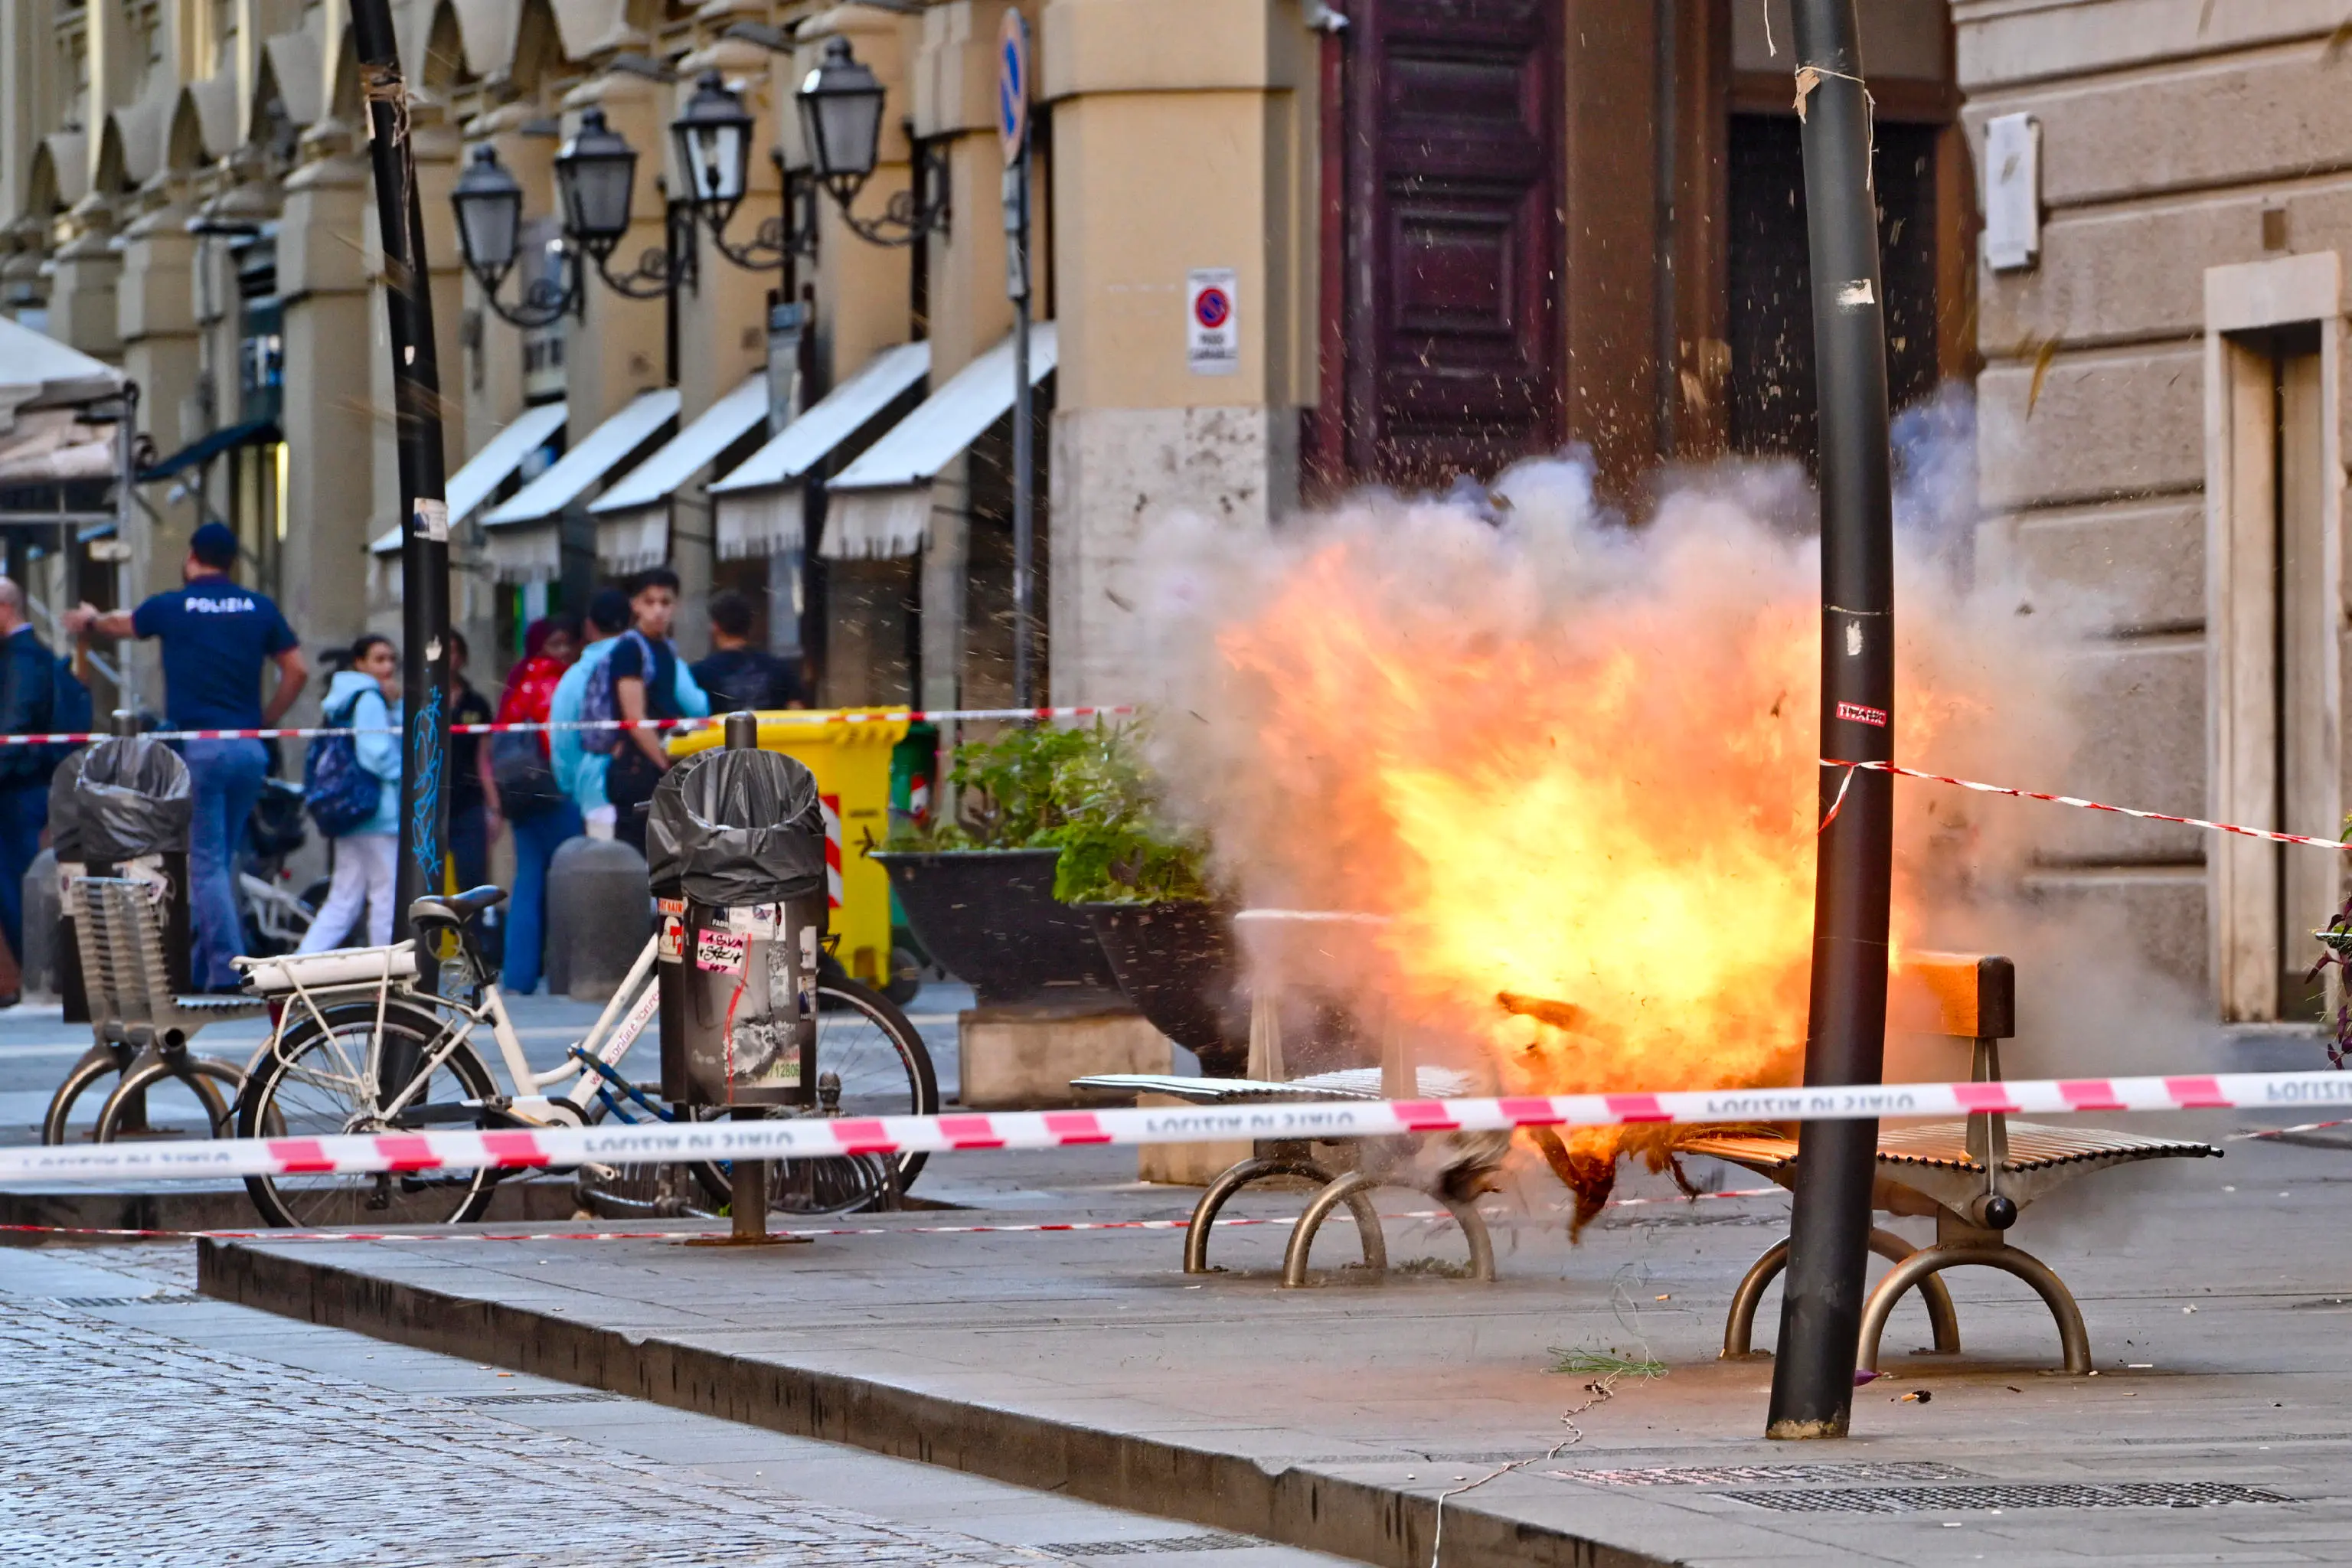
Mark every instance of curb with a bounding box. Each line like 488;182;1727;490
2;1178;580;1244
198;1236;1668;1568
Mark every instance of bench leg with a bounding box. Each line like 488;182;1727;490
1279;1171;1391;1289
1723;1228;1961;1359
1856;1243;2090;1376
1184;1155;1342;1275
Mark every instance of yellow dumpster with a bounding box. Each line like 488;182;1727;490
669;710;910;989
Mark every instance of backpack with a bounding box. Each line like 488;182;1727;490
489;727;565;820
579;632;654;756
302;690;384;837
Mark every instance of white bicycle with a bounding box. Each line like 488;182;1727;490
229;886;939;1229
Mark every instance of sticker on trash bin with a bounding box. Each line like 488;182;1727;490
719;903;782;938
695;928;747;974
658;915;684;963
656;897;685;916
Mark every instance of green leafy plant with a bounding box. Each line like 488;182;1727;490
884;722;1211;905
1547;1347;1668;1379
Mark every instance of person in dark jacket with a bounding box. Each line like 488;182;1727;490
690;590;804;714
0;576;57;998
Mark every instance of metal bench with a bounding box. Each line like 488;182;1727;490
1682;952;2221;1375
41;876;268;1143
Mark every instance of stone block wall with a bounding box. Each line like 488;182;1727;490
1955;0;2352;1010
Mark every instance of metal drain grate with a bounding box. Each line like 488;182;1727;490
51;1294;205;1308
1563;1461;1977;1488
1036;1535;1259;1557
1726;1481;2289;1514
449;1391;628;1406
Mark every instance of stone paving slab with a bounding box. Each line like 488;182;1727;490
199;1131;2352;1566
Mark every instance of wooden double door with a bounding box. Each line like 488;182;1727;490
1334;0;1565;492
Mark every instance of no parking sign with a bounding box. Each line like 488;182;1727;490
1187;267;1238;376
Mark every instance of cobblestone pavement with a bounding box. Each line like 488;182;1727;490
1;1252;1069;1568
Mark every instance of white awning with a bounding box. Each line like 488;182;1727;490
371;400;568;556
0;317;125;431
590;374;768;518
710;342;929;560
821;326;1055;560
481;522;562;583
594;506;671;574
0;408;117;485
483;389;678;528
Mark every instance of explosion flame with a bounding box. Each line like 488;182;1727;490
1145;452;2066;1225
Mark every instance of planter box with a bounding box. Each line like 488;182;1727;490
871;848;1119;1008
1079;901;1249;1078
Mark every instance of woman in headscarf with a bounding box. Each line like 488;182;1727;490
487;614;580;993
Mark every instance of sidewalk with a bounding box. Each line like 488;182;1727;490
198;1125;2352;1567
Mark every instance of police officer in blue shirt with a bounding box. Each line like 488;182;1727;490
66;521;309;988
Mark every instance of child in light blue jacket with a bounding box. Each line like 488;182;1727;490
296;635;403;952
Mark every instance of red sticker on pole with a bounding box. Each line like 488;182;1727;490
1834;701;1887;727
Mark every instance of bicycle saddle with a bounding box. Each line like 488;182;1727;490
407;884;510;926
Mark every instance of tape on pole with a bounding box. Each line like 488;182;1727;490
4;1070;2347;1185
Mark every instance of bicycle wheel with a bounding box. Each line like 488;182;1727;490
94;1057;242;1142
704;976;939;1217
236;998;501;1229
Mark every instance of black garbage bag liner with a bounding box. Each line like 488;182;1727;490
645;746;827;905
72;735;193;861
46;746;91;861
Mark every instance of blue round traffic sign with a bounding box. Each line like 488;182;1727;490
998;11;1030;167
1194;287;1232;330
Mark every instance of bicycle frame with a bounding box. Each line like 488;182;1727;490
244;935;666;1132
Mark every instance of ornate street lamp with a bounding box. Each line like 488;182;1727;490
553;106;688;298
673;70;795;269
795;36;948;248
450;145;581;326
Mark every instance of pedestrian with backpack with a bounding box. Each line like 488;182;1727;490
595;567;708;853
64;521;308;988
488;613;580;993
293;634;402;954
0;574;87;1001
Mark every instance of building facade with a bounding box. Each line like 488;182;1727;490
1958;0;2352;1021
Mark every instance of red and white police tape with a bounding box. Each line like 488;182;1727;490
4;1070;2347;1185
1819;758;2352;851
0;704;1137;749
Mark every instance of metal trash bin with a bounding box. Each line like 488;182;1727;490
61;727;196;1014
649;719;829;1110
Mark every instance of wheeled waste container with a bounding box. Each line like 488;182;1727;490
648;731;830;1109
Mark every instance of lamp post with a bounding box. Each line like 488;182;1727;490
795;37;950;248
450;77;805;374
347;0;452;974
1766;0;1899;1442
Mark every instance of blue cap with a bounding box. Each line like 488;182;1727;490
188;521;239;569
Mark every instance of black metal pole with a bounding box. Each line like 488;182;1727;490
1006;145;1034;710
349;0;452;970
1766;0;1897;1442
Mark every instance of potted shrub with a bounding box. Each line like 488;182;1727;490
1042;733;1249;1077
868;724;1119;1008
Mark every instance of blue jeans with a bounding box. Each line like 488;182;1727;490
184;739;268;989
0;781;47;975
500;802;582;995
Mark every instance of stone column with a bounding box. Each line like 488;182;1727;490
113;190;201;709
668;38;782;657
1040;0;1315;705
277;129;377;699
793;6;921;706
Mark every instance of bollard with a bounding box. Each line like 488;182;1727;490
19;848;58;1000
544;837;654;1001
